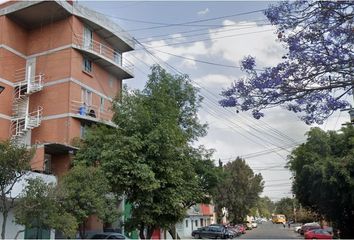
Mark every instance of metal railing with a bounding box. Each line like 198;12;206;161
73;34;134;75
70;100;113;123
11;106;43;137
13;68;44;99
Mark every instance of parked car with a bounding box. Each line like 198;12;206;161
294;226;302;233
226;225;241;237
90;232;129;239
251;221;258;228
192;225;231;239
304;229;332;239
245;222;253;230
235;224;246;234
300;223;321;235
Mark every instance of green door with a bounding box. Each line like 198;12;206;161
24;227;50;239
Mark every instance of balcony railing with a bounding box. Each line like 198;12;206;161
73;34;134;76
70;100;114;125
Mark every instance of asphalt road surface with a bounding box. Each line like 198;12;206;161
239;222;302;239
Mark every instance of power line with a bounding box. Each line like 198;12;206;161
136;19;269;41
135;29;275;51
151;49;244;70
120;9;267;32
139;23;271;44
133;39;298;160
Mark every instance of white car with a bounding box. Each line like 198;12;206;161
294;226;301;233
251;221;258;228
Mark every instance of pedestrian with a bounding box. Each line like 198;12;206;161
283;222;286;228
288;221;291;228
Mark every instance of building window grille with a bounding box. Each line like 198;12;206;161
185;220;188;228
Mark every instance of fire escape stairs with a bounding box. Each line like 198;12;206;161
11;68;44;142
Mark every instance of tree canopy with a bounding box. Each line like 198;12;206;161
14;178;77;238
214;158;264;223
59;165;118;239
288;126;354;238
75;65;218;239
220;1;354;124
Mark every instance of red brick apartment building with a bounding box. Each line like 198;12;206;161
0;0;134;230
0;0;134;171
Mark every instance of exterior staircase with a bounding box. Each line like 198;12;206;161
11;67;44;144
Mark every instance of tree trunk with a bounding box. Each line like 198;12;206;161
1;211;8;240
79;221;87;239
168;226;180;240
146;226;154;239
14;229;25;239
139;224;145;239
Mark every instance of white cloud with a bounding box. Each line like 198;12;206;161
209;20;286;68
194;74;234;89
197;8;210;16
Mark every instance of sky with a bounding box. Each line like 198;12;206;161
79;1;351;202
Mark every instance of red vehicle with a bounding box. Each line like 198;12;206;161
304;229;332;239
236;224;246;234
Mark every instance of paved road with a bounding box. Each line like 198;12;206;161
239;222;302;239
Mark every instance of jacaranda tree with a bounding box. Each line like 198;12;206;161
220;1;354;124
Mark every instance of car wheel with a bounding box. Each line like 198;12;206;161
194;234;200;239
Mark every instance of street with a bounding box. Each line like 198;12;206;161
239;222;301;239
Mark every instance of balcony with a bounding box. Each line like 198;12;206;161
70;100;116;127
72;35;134;79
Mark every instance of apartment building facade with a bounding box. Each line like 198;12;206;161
0;0;134;236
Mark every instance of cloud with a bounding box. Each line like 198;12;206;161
209;20;286;68
197;8;210;16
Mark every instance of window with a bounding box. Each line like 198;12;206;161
81;88;92;106
83;57;92;73
200;218;204;227
185;219;188;228
195;220;198;227
83;26;93;49
100;97;104;112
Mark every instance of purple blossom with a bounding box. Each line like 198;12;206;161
241;56;256;71
219;1;353;125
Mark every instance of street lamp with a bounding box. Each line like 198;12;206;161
0;86;4;94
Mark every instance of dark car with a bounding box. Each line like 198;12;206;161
192;225;232;239
90;233;129;239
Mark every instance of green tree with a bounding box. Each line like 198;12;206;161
75;65;216;239
256;196;275;218
0;140;34;240
59;165;118;239
14;178;77;239
215;158;264;223
288;126;354;238
274;197;297;221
